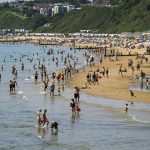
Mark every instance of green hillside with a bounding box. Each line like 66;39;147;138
0;0;150;33
0;8;47;30
38;0;150;33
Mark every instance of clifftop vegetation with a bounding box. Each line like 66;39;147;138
0;0;149;33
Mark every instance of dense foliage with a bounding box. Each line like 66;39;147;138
0;0;149;33
37;0;150;33
0;7;47;30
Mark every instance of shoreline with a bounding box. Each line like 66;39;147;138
69;56;150;104
1;35;150;104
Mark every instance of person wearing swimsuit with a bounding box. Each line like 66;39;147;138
36;109;42;127
42;109;49;127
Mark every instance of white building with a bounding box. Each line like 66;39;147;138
53;3;65;15
40;8;48;15
66;5;75;12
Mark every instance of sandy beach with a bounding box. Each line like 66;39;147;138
0;35;150;149
1;34;150;104
69;54;150;104
70;42;150;103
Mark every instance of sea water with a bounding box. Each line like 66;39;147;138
0;43;150;150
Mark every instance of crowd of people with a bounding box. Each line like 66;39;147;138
0;33;150;135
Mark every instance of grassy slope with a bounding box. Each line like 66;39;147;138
0;0;149;33
38;0;150;33
0;8;47;30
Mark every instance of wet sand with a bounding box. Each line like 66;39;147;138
1;35;150;104
69;55;150;104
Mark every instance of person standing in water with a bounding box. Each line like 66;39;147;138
11;78;17;91
42;109;49;127
36;109;42;128
21;63;24;71
70;98;76;114
124;103;128;113
35;71;38;82
43;80;48;92
50;81;55;96
146;78;149;89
